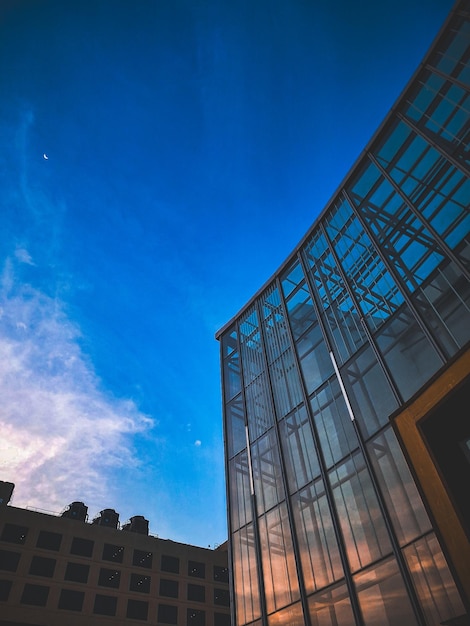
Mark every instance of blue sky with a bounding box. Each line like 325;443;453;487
0;0;453;547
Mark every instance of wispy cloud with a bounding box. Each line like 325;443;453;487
0;255;154;514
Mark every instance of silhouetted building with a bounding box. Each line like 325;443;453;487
0;483;230;626
217;2;470;625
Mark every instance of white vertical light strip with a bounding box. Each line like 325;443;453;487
330;351;356;422
245;425;255;495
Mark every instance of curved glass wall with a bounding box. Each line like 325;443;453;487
219;4;469;625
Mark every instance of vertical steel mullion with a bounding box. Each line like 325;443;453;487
369;152;470;280
342;187;448;363
278;260;366;626
254;291;312;626
318;221;403;406
238;317;269;626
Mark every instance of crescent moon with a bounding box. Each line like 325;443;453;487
43;154;48;160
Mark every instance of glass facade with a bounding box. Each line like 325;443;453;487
217;3;470;626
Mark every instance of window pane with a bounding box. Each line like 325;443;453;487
93;594;117;616
29;556;56;577
21;583;49;606
213;565;229;583
130;573;151;593
70;537;94;557
367;427;432;545
58;588;84;611
1;523;28;544
127;598;148;620
133;549;152;568
158;603;178;624
279;405;320;493
226;393;246;459
329;452;392;572
0;549;20;572
160;578;179;598
188;583;205;602
375;304;442;401
310;379;358;468
98;568;121;588
354;557;418;626
102;543;124;562
36;531;62;551
161;554;179;573
232;524;261;624
403;533;466;625
188;561;205;578
292;478;343;593
64;562;89;583
259;502;300;613
0;579;12;602
187;608;205;625
251;428;285;515
229;450;252;531
307;580;356;626
342;342;399;438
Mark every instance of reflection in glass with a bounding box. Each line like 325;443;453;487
374;304;442;401
307;581;356;626
251;428;285;515
232;525;261;625
292;478;343;593
403;533;466;625
229;451;252;531
267;600;305;626
342;343;398;438
367;427;431;545
329;451;392;572
354;557;418;626
279;406;320;493
310;379;358;468
259;503;300;614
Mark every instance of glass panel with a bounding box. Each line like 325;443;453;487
375;120;470;269
232;524;261;625
303;228;367;362
223;349;241;401
412;260;470;355
307;581;356;626
292;478;343;594
325;198;404;333
222;328;237;358
354;557;418;626
285;282;318;340
297;320;333;395
329;451;392;572
269;349;303;419
259;502;300;614
403;533;466;625
280;259;305;298
435;18;470;76
245;372;275;441
229;451;252;531
342;342;399;438
240;308;264;385
226;394;246;459
367;427;432;545
267;600;305;626
279;405;320;493
251;428;285;515
310;379;358;468
262;286;291;365
374;304;443;401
